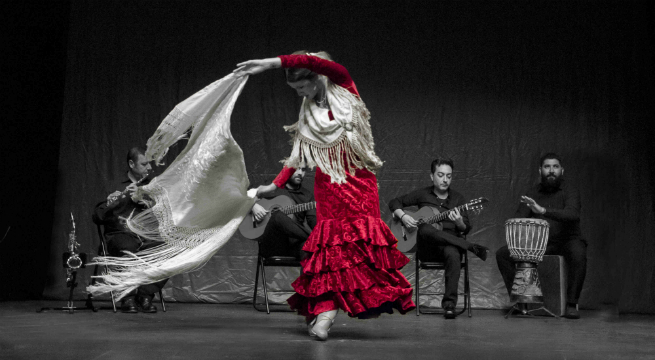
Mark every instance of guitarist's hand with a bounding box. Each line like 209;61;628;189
251;203;269;222
401;214;419;231
448;207;466;230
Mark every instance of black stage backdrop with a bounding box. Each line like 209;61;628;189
37;1;654;313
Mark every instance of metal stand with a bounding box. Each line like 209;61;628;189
504;261;558;319
37;270;97;314
505;303;559;318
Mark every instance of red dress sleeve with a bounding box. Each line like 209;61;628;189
272;166;296;188
279;55;359;96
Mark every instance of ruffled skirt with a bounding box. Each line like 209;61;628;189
287;167;415;319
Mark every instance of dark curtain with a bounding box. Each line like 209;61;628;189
42;1;654;313
1;1;69;300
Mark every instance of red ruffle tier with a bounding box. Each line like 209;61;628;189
288;215;416;319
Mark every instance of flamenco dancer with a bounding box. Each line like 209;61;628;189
234;52;415;340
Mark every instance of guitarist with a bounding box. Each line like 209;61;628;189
252;168;317;261
388;158;489;319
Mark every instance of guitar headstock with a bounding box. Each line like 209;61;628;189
465;197;489;215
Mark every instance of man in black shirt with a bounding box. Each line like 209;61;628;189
496;153;587;319
388;158;489;319
251;168;317;260
95;147;168;313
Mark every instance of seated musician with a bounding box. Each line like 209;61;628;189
495;153;587;319
388;158;489;319
95;147;168;313
252;168;317;260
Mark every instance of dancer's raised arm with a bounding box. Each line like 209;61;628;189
233;58;282;77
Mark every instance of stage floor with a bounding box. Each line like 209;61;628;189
0;301;653;360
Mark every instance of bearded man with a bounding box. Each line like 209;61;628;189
495;153;587;319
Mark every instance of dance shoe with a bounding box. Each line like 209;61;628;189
471;244;489;261
138;296;158;313
121;297;138;313
310;310;337;341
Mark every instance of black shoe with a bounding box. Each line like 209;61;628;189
121;297;138;313
444;304;457;319
138;296;158;313
470;244;489;261
564;304;580;319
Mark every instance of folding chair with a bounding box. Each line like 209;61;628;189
415;248;471;317
91;201;166;312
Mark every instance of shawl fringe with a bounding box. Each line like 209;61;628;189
282;83;383;184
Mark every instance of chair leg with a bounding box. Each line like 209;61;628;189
415;258;420;316
261;258;270;314
159;289;166;312
465;257;472;318
253;257;261;311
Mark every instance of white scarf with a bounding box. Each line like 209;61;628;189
283;79;383;184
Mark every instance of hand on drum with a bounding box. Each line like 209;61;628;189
520;196;546;214
447;207;466;229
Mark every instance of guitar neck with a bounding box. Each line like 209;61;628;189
281;202;316;215
426;204;466;224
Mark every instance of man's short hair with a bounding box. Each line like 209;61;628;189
539;152;562;167
431;157;455;174
126;147;146;167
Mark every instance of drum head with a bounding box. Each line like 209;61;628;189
505;218;549;227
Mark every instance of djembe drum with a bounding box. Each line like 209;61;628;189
505;218;549;304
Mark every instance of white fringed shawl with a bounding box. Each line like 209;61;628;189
282;79;383;184
87;74;256;300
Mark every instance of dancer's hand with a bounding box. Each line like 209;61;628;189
233;58;281;78
251;203;268;222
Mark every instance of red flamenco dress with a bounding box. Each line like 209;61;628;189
274;54;415;319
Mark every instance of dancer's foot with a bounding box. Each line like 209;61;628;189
470;244;489;261
310;310;337;341
307;317;317;337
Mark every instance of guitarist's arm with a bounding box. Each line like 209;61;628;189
389;190;423;230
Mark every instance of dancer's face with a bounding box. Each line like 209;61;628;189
431;165;452;192
287;79;320;99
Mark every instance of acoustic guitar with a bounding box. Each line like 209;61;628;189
389;197;489;253
238;195;316;240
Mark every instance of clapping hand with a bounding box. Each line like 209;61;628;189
520;196;546;214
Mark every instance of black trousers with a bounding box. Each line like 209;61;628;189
495;238;587;304
257;211;311;260
105;232;169;299
417;224;471;307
